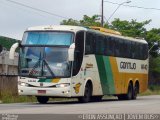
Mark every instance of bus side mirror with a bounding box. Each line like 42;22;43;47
68;43;75;61
148;41;160;53
9;43;19;60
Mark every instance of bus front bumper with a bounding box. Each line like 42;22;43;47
18;86;71;97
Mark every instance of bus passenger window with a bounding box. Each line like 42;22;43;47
95;35;105;55
143;44;148;60
85;32;95;54
115;39;120;57
73;31;84;76
107;37;114;56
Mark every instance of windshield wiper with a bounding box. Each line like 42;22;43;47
29;58;41;76
43;60;55;77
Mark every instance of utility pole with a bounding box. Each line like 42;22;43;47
101;0;104;27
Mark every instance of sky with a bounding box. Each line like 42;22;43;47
0;0;160;40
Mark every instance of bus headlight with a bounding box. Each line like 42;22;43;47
18;81;29;87
56;83;70;88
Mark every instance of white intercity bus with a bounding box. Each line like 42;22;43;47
10;25;148;103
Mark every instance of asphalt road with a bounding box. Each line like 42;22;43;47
0;95;160;114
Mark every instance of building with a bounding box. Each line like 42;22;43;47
0;50;18;75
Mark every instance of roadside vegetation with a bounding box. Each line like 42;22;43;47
140;85;160;96
0;91;36;103
0;36;19;51
0;91;77;103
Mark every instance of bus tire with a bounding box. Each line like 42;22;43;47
125;82;133;100
117;95;125;100
78;82;92;103
133;83;139;100
36;96;49;104
91;96;103;102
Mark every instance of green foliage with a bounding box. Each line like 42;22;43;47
0;36;19;50
60;18;80;26
61;15;101;27
149;57;160;73
60;15;159;56
146;28;160;42
146;28;160;57
109;18;151;38
80;15;101;27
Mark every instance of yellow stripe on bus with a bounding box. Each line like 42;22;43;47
52;78;60;83
109;57;148;94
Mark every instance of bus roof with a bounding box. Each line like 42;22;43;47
27;25;87;32
27;25;147;44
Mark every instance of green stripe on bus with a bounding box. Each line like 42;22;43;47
96;55;115;94
38;79;52;82
103;56;115;94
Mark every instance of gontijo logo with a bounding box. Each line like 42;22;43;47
120;62;136;70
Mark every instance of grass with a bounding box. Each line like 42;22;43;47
0;91;36;103
140;85;160;96
0;91;77;103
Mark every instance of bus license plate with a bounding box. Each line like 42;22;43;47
38;90;46;94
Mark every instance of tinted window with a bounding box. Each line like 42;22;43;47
85;32;95;54
115;38;120;57
95;35;105;55
143;44;148;60
73;31;84;76
22;32;73;45
85;31;148;60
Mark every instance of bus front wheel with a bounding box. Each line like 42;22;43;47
91;96;103;102
36;96;49;104
78;82;92;103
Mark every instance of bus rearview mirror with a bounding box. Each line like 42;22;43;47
68;43;75;61
9;43;19;60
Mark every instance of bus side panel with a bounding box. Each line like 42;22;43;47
109;57;126;94
71;55;103;97
95;55;116;95
110;57;148;94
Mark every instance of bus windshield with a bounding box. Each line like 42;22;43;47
22;31;73;46
19;31;74;78
19;46;71;78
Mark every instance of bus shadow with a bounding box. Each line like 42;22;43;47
34;98;121;105
32;95;148;105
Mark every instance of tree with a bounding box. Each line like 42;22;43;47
60;18;80;26
109;18;151;38
0;36;18;51
79;15;101;27
60;15;159;56
149;56;160;85
146;28;160;57
61;15;101;27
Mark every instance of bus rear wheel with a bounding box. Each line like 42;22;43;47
133;83;139;100
125;83;133;100
36;96;49;104
117;83;133;100
78;82;92;103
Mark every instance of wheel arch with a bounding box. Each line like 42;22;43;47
83;78;93;95
127;79;134;89
134;80;140;93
